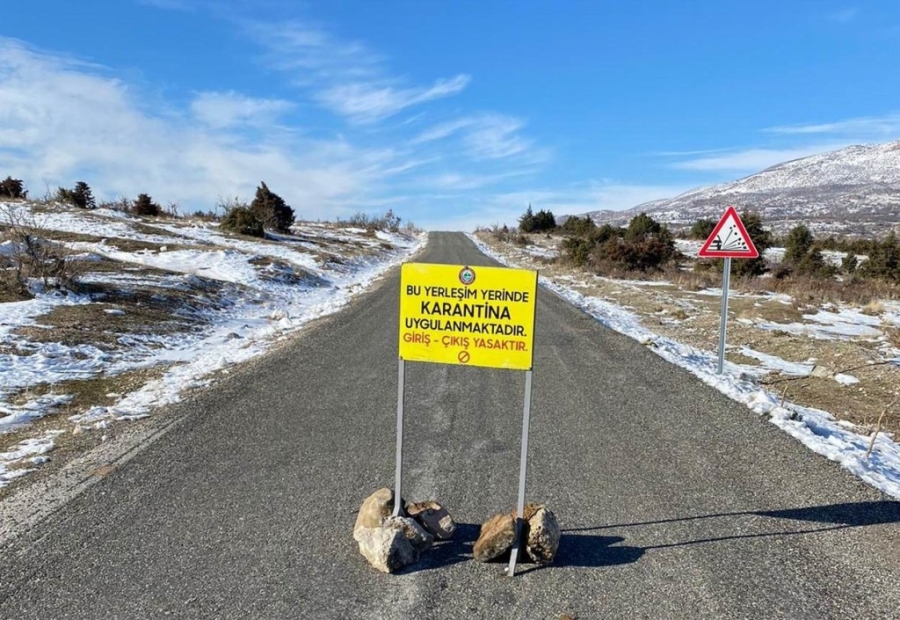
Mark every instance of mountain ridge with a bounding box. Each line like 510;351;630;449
581;141;900;235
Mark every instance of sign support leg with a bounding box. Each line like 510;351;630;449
717;257;732;375
392;359;406;516
507;369;534;577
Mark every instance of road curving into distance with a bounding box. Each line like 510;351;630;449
1;232;898;619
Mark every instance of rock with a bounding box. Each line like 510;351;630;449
810;365;833;379
406;500;456;540
523;504;560;564
353;488;397;539
355;516;433;573
473;512;516;562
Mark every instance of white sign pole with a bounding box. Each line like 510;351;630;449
392;359;406;516
716;257;732;374
506;369;534;577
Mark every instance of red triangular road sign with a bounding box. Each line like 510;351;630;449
698;206;759;259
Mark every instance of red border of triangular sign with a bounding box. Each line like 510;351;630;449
697;206;759;259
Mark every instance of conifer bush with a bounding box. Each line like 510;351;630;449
57;181;96;209
220;205;265;237
0;177;26;199
250;182;294;233
132;193;161;217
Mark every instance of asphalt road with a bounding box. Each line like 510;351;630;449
2;232;899;619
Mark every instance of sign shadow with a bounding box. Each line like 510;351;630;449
561;500;900;552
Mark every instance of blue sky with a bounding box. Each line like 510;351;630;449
2;1;899;230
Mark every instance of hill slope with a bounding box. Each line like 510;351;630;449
585;141;900;235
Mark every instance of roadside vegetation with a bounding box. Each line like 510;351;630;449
1;175;419;495
476;205;900;439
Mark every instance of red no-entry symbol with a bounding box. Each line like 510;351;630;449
458;350;471;364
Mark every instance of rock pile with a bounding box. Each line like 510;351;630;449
353;488;456;573
473;503;560;565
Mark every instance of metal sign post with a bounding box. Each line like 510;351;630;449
506;370;534;577
716;257;732;375
697;206;760;375
392;359;406;517
395;262;539;576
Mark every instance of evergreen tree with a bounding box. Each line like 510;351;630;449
0;177;26;199
58;181;96;209
518;204;536;232
784;224;814;265
859;232;900;282
132;193;161;216
841;252;858;275
532;209;556;232
731;211;771;277
624;212;662;242
251;182;295;233
690;218;716;240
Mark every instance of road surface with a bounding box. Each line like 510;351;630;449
1;232;898;619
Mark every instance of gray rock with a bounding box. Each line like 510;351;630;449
353;488;396;539
810;365;833;379
406;500;456;540
524;504;560;564
355;516;433;573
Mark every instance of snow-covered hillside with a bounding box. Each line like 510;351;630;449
585;141;900;235
0;202;424;488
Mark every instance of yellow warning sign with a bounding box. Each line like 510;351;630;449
399;263;538;370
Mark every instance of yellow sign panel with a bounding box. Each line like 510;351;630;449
399;263;538;370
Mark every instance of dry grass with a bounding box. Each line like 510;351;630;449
0;366;171;499
478;232;900;436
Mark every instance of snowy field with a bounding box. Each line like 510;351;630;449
470;233;900;500
0;202;424;488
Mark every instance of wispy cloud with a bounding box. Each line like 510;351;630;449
316;74;470;124
670;144;852;172
248;21;469;123
190;91;295;128
765;112;900;137
412;113;543;164
253;22;381;84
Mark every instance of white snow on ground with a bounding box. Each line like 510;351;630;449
739;346;814;376
0;203;424;487
675;239;864;267
755;308;884;340
468;233;900;500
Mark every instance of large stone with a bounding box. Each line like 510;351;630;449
353;488;396;540
473;512;516;562
406;500;456;540
524;505;560;564
355;516;433;573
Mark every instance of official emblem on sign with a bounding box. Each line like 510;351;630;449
698;206;759;259
459;266;476;286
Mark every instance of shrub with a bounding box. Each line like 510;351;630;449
0;177;26;199
220;205;264;237
859;232;900;282
690;218;716;240
842;253;858;275
624;212;662;242
559;215;595;237
784;224;814;266
731;211;772;278
132;193;161;217
0;205;79;297
251;182;294;232
518;205;555;233
57;181;96;209
560;214;676;272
